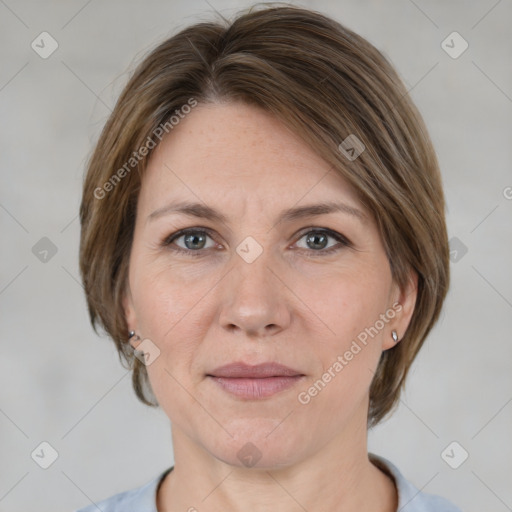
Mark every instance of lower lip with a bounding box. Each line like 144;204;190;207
208;376;304;399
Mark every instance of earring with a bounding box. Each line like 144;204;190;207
128;331;140;342
391;330;399;343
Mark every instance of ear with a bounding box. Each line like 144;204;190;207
123;284;139;350
382;269;418;351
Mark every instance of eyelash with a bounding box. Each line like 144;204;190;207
161;227;351;258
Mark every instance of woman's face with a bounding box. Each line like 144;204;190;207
124;102;416;468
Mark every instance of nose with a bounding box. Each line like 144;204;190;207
218;248;292;339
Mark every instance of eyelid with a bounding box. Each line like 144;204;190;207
291;227;351;256
162;226;352;256
162;226;220;255
294;226;351;246
162;226;217;245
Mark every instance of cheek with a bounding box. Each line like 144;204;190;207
295;261;391;341
130;265;207;394
131;257;213;339
134;269;206;424
295;266;391;398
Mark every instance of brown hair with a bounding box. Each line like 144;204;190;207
79;3;449;427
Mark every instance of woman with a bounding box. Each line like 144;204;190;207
76;5;462;511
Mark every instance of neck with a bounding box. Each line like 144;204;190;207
157;413;397;512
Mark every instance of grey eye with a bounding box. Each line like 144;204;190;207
175;231;214;251
296;230;342;251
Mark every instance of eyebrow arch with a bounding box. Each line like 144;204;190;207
147;200;367;225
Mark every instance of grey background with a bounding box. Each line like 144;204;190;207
1;1;511;511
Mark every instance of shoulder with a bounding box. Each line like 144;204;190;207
369;453;463;512
73;467;173;512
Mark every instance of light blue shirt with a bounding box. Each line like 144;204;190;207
74;453;462;511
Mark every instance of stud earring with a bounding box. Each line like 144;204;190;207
128;331;140;342
391;330;399;343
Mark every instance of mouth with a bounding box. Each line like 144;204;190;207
206;362;305;399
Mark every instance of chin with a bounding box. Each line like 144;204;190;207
203;417;310;470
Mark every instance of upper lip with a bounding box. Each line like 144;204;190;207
207;362;304;378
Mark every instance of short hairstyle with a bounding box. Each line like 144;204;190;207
79;4;449;427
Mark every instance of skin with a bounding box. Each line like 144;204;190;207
124;101;418;512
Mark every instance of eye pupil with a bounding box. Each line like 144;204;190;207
184;232;207;250
306;232;328;250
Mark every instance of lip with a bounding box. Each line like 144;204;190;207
208;362;303;378
206;362;305;399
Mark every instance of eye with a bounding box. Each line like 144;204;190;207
162;228;217;256
162;227;351;257
294;228;350;256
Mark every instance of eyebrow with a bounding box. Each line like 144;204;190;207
147;200;367;226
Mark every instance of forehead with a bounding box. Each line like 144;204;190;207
138;102;364;218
